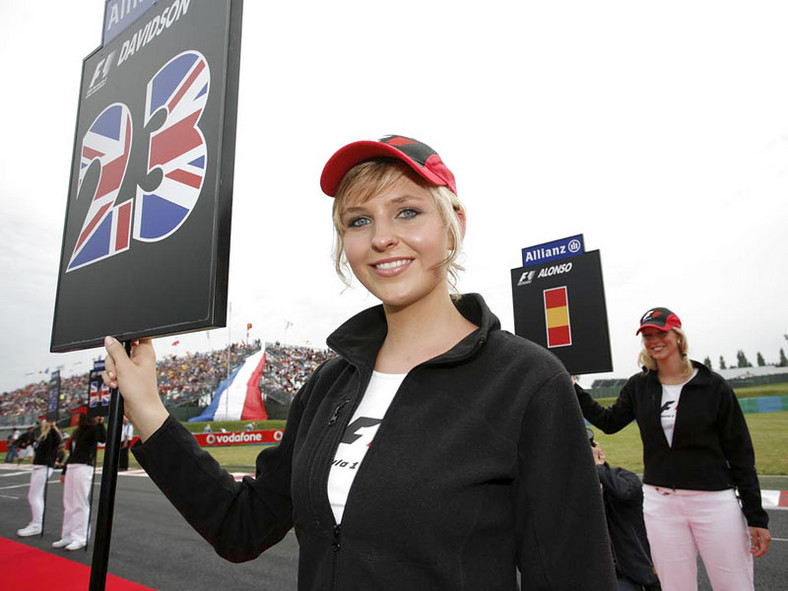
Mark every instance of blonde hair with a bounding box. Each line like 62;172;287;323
331;159;466;295
638;327;692;373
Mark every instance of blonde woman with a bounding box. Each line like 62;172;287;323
574;307;770;590
103;135;616;589
17;421;61;537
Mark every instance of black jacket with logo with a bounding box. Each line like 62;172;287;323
596;463;660;587
33;429;62;467
575;361;768;527
135;294;616;589
63;421;106;473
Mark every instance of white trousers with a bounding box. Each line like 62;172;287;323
643;485;753;591
28;465;52;526
61;463;93;545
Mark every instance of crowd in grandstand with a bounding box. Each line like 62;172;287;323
1;374;86;423
158;340;262;406
1;340;265;424
261;342;334;403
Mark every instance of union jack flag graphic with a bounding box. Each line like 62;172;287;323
88;380;111;409
135;51;210;242
67;103;133;272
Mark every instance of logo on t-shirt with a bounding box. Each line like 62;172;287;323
341;417;382;446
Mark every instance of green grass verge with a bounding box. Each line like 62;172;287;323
733;383;788;398
85;411;787;476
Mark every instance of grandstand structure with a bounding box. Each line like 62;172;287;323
0;339;334;434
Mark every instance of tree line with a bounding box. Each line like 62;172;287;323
703;348;788;371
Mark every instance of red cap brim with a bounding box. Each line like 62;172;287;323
635;323;672;335
320;140;450;197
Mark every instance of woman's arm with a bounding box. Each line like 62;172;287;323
573;380;636;434
715;380;770;556
516;372;616;589
132;415;296;562
104;335;310;561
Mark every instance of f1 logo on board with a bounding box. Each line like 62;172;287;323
87;51;117;99
517;270;536;286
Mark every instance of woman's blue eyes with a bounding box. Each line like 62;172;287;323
346;208;420;228
398;208;419;219
348;217;370;228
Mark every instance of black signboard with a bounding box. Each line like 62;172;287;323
51;0;243;352
511;250;613;374
87;361;111;418
47;370;62;422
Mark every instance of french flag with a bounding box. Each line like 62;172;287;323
190;349;268;422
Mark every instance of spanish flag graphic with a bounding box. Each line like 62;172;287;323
543;286;572;348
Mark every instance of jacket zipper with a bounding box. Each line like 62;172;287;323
328;399;352;425
329;524;342;590
323;381;366;589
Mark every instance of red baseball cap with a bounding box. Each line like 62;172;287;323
320;135;457;197
636;307;682;335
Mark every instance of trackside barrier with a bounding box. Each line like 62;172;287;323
737;396;788;414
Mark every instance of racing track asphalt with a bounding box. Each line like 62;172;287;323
0;464;786;590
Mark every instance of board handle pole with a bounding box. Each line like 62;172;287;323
89;340;130;591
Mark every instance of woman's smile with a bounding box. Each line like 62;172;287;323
371;257;413;274
341;176;450;310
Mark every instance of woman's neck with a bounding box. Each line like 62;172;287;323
657;355;693;385
375;292;478;374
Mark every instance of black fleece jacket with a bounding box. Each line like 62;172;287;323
596;463;660;587
575;361;768;528
135;294;616;590
63;421;106;474
33;429;62;467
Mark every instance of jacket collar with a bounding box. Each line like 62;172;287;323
643;359;711;386
326;293;500;373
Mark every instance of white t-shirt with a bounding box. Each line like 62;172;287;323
327;370;405;523
660;369;698;447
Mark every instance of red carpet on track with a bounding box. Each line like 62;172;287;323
0;537;154;591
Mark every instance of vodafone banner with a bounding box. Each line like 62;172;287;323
195;429;284;447
98;429;284;450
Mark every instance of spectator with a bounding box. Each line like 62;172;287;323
119;417;134;471
16;426;36;465
589;428;661;590
5;427;20;462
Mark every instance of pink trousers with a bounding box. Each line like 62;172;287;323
643;485;753;591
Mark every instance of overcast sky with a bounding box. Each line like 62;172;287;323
2;1;788;393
